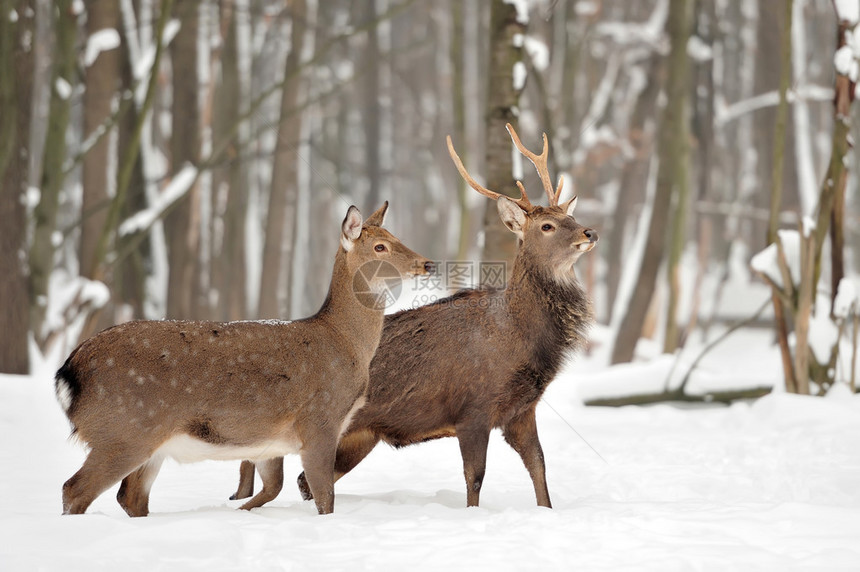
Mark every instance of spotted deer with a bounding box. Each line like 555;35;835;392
55;202;434;516
229;124;598;509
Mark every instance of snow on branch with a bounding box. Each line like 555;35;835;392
118;164;198;237
835;0;860;24
503;0;529;25
594;0;668;48
750;220;815;290
84;28;121;67
834;2;860;82
717;85;834;126
834;277;860;319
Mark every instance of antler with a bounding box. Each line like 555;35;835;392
505;123;564;206
446;135;534;212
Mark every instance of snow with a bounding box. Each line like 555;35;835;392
512;60;526;91
3;328;860;570
45;271;110;328
83;28;121;67
834;45;858;81
594;0;668;48
834;277;859;319
835;0;860;24
54;77;72;100
575;1;598;17
750;231;801;289
503;0;529;25
809;295;841;365
686;36;713;62
118;164;198;237
523;36;549;71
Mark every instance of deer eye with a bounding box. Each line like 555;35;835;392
541;223;555;232
374;244;387;252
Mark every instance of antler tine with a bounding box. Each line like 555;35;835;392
554;174;564;205
505;123;560;206
446;135;533;211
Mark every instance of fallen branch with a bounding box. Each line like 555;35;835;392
586;299;773;407
585;386;772;407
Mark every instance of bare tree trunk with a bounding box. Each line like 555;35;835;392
611;0;690;364
450;0;469;261
113;48;148;322
358;0;382;210
258;0;306;319
481;0;524;268
80;0;121;279
213;8;247;321
77;0;173;343
767;0;796;393
89;0;173;280
605;56;662;321
813;16;854;294
0;0;34;373
29;0;78;348
663;96;691;353
165;0;202;319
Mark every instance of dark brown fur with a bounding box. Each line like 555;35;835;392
236;202;597;508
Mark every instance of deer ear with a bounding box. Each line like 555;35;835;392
364;201;389;227
562;195;578;216
341;206;363;251
497;196;527;238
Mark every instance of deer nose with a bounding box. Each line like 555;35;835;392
423;260;436;274
584;228;598;242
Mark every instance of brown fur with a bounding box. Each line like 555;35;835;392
56;203;432;516
235;202;597;508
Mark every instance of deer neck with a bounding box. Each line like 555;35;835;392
505;254;592;350
316;248;386;363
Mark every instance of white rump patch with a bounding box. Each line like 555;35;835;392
55;380;73;413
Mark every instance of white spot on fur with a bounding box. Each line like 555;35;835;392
106;357;115;367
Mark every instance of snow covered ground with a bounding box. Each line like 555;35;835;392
2;328;860;571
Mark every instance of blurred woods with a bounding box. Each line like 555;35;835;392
0;0;857;394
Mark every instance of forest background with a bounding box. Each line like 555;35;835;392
1;0;858;400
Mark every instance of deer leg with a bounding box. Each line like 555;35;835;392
297;429;379;501
456;422;491;507
238;457;284;510
117;455;165;517
231;459;260;500
63;446;152;515
299;433;339;515
503;406;551;508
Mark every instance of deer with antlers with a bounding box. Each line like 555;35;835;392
229;124;598;508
